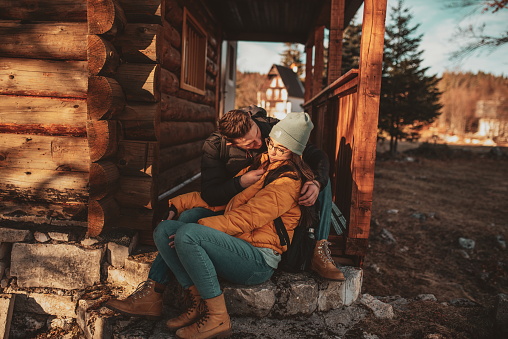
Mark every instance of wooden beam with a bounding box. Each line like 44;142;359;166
304;45;314;103
328;0;345;85
160;94;215;122
113;23;161;63
87;0;127;36
118;102;158;121
88;195;120;237
87;35;120;76
118;0;162;24
87;120;118;162
0;200;87;226
87;76;125;120
158;121;215;148
0;134;89;172
89;161;119;200
0;21;87;60
312;26;325;96
0;168;88;203
117;140;159;176
157;157;200;195
0;95;86;127
115;175;157;209
0;0;87;21
163;0;183;27
347;0;387;245
159;140;204;172
162;18;181;49
0;58;87;98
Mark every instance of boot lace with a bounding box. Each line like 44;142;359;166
318;241;336;264
195;303;210;328
183;289;205;316
130;280;153;300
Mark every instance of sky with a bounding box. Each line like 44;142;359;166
236;0;508;77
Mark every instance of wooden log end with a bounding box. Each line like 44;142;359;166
87;196;120;236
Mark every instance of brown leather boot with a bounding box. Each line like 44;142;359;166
167;285;205;331
105;279;163;318
310;239;346;281
175;293;232;339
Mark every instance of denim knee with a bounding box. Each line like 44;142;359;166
153;220;183;244
174;223;198;247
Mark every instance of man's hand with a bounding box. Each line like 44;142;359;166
239;168;265;188
299;180;320;206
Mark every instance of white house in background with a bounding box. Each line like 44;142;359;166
257;64;305;120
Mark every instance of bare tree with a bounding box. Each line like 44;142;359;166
447;0;508;59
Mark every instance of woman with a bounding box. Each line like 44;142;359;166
154;112;315;339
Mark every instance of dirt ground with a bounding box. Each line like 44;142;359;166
349;142;508;338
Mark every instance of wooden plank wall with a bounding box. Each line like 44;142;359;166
0;0;221;243
0;0;89;226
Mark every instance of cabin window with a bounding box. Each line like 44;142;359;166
181;8;207;95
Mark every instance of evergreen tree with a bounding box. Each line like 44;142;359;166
380;0;442;154
341;23;362;73
279;43;304;76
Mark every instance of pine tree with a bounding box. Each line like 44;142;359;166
380;0;442;154
279;43;304;76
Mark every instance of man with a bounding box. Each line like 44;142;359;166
105;106;343;319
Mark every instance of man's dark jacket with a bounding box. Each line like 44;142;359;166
200;112;330;206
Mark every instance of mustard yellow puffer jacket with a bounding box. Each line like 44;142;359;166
170;153;302;254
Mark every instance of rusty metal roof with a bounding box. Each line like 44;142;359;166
204;0;363;43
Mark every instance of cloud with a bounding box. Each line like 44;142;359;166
237;42;286;73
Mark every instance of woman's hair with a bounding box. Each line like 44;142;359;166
248;153;317;230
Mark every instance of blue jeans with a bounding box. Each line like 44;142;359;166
316;180;332;241
153;221;274;299
148;207;220;284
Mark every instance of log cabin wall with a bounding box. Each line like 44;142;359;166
0;0;222;244
0;0;89;227
89;0;221;244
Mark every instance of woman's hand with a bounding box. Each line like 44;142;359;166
239;168;265;188
299;180;320;206
166;202;176;220
169;234;176;248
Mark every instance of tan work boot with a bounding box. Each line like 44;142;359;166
167;285;205;331
105;279;163;318
310;239;346;281
176;293;232;339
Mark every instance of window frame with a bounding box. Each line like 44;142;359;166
180;8;207;95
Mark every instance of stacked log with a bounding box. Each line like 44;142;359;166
110;0;220;244
1;0;221;244
0;2;89;227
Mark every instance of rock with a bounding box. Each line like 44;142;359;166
449;298;478;307
0;227;33;242
363;332;380;339
47;317;74;331
496;235;506;250
271;272;319;316
380;228;396;244
0;242;12;260
223;280;276;317
411;213;427;221
48;232;73;242
495;293;508;335
11;243;103;289
34;231;50;243
0;294;15;339
386;209;399;214
416;294;437;302
389;297;410;311
107;256;151;293
81;237;99;246
359;294;395;319
76;300;115;339
0;260;6;279
14;292;77;317
457;249;470;259
323;305;368;336
107;242;130;268
458;237;475;250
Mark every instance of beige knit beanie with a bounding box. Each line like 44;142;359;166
269;112;314;155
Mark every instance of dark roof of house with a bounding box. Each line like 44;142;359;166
204;0;364;43
272;64;304;98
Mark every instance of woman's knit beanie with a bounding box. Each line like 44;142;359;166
269;112;314;155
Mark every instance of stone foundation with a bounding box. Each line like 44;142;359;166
0;224;363;338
